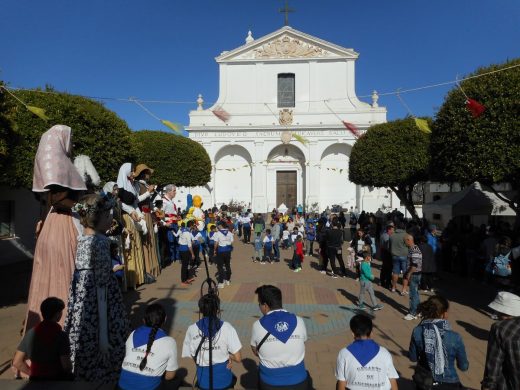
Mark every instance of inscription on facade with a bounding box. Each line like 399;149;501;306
190;130;357;139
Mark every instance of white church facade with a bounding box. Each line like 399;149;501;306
186;26;401;213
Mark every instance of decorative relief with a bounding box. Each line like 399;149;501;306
237;35;331;59
279;109;293;125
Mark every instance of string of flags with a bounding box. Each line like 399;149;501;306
0;85;50;121
1;62;514;129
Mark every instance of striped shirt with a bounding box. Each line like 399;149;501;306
407;245;422;273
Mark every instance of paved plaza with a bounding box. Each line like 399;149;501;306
0;238;496;389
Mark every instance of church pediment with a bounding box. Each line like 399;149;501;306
216;26;358;62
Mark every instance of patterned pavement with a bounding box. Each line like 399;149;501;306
0;237;498;389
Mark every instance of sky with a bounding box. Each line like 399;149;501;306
1;0;519;132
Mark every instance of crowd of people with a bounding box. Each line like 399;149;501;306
9;124;520;389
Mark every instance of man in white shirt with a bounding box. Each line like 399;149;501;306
336;314;398;390
213;222;234;289
178;221;195;286
251;285;310;389
162;184;179;263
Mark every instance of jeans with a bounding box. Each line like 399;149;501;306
254;248;263;260
273;239;280;260
409;273;421;315
217;251;232;283
167;226;179;262
243;226;251;243
307;240;314;255
359;280;378;306
292;251;302;269
392;255;408;274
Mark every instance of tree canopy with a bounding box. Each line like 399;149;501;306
0;86;134;188
431;59;520;185
130;130;211;187
0;83;17;171
349;118;430;219
430;58;520;219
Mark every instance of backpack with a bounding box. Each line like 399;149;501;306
486;252;512;277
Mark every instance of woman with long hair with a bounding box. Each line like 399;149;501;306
119;303;177;389
182;294;242;390
409;295;469;389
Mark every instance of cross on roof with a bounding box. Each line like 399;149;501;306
279;0;294;26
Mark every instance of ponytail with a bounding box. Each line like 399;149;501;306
139;303;166;371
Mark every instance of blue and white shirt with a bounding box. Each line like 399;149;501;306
213;229;234;253
119;326;178;390
178;228;193;252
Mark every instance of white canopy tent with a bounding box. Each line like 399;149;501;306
423;182;515;227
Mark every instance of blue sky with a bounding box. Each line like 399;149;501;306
1;0;519;131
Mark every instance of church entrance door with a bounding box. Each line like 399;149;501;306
276;171;297;211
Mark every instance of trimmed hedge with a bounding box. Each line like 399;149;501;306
131;130;211;187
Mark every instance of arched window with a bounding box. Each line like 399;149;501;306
278;73;295;108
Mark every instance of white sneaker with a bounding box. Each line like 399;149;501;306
320;270;326;274
225;280;230;286
403;313;417;321
218;283;225;289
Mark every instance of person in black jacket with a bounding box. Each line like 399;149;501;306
324;218;347;278
418;235;436;291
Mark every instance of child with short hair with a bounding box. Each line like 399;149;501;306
208;225;217;265
305;223;316;256
253;232;263;263
290;227;300;249
336;314;398;389
13;297;72;380
263;229;274;264
281;227;290;249
358;251;383;311
292;235;305;272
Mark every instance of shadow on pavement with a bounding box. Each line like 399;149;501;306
456;320;489;341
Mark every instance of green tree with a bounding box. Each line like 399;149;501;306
130;130;211;187
1;86;134;188
349;118;431;220
0;83;18;171
431;59;520;227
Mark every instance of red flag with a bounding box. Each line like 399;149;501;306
342;121;360;138
466;98;485;118
212;106;231;123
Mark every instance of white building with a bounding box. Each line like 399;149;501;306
187;26;401;213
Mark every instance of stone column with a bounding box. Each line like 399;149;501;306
306;141;320;212
252;141;267;212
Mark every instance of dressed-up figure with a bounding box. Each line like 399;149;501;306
24;125;87;333
117;163;146;288
134;164;161;278
65;194;129;383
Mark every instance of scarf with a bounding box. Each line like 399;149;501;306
346;339;380;366
260;310;297;343
196;317;224;338
132;325;167;348
32;125;87;192
116;163;138;196
421;319;450;375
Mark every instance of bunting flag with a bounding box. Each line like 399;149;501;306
160;120;184;134
342;121;360;138
26;105;50;121
465;98;485;118
212;106;231;123
292;133;309;145
414;118;431;134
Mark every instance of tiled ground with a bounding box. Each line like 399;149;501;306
0;238;497;389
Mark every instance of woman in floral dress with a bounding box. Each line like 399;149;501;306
64;194;129;383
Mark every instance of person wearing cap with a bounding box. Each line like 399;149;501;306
482;291;520;390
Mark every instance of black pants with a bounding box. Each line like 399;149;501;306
217;251;232;283
237;223;242;237
326;247;347;276
243;226;251;243
380;252;393;288
420;272;435;290
179;250;191;282
192;245;200;267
